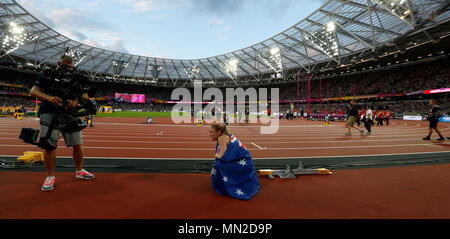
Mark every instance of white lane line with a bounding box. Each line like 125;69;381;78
0;137;214;144
0;143;448;151
251;142;266;150
0;137;443;146
263;143;450;150
0;137;431;144
0;132;442;140
1;132;448;141
1;150;450;161
0;144;212;151
0;130;437;136
0;127;437;134
61;133;450;139
225;138;429;144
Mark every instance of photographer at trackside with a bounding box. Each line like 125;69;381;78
30;55;95;192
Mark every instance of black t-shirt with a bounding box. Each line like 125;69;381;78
430;105;442;121
348;105;358;117
34;69;90;114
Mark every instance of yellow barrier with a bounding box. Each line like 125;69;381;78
0;107;17;116
14;113;25;119
99;106;113;113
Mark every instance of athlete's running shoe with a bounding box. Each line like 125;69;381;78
76;169;95;180
437;137;445;141
41;176;55;192
423;137;431;140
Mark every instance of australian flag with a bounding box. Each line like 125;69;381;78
211;135;260;200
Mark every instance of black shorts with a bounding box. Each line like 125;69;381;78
429;120;439;129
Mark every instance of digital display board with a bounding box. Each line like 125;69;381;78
115;93;146;103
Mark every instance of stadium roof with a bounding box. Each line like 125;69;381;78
0;0;449;87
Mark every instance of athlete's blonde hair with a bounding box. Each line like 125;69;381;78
211;123;230;136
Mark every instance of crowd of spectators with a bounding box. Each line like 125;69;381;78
282;58;450;100
0;57;448;114
0;96;35;108
281;99;444;117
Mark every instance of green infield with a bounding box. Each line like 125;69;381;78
95;111;242;118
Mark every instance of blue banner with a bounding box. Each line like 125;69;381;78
440;116;450;123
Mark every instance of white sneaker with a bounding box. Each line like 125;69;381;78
41;176;55;192
76;169;95;180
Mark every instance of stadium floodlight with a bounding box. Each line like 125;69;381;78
148;65;163;79
221;59;239;80
260;47;283;76
1;22;39;57
184;66;201;80
66;50;86;66
304;21;340;60
112;60;129;78
270;47;280;55
326;21;336;32
147;78;158;84
371;0;415;25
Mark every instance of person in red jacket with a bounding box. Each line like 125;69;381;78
377;110;385;126
385;110;392;126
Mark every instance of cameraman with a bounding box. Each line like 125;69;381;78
30;55;95;192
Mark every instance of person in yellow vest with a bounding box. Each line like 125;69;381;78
14;105;25;119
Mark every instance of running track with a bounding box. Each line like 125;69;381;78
2;117;450;219
0;117;449;159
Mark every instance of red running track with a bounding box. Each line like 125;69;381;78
1;164;450;219
0;117;449;159
1;117;450;219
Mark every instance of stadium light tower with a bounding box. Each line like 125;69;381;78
112;60;129;78
184;65;201;80
148;65;163;80
326;21;336;32
304;20;340;61
371;0;415;26
221;59;239;81
260;46;283;77
1;22;39;57
66;50;86;66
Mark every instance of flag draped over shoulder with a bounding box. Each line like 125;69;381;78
211;135;260;200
